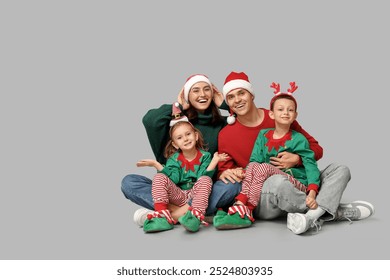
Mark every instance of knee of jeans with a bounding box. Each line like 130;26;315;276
324;163;352;182
336;164;351;182
121;174;133;198
262;175;291;195
211;181;241;198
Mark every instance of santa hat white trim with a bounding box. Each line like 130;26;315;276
170;116;189;127
184;75;212;102
222;80;253;100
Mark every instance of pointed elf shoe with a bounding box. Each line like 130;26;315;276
178;208;208;233
143;210;175;233
213;205;254;230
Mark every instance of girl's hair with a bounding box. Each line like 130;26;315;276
164;121;207;159
184;101;224;126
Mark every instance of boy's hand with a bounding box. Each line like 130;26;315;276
306;190;318;209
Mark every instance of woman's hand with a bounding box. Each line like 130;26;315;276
212;84;224;107
177;87;190;110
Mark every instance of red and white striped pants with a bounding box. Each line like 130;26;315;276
152;173;212;214
239;162;307;209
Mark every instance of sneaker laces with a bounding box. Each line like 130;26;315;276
334;208;356;224
308;219;323;234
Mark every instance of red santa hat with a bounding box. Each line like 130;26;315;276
183;74;212;102
222;71;254;101
170;102;189;126
269;82;298;110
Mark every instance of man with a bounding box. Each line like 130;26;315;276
208;71;374;234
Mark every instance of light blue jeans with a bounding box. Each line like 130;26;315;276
121;163;350;219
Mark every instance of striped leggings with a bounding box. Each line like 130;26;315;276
152;173;212;214
239;162;307;209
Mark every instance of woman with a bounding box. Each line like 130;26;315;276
121;74;228;224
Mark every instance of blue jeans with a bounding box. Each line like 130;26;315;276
121;163;350;219
121;174;241;215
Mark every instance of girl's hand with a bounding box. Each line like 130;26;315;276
232;167;245;179
136;159;163;171
219;168;244;184
213;152;229;162
177;87;190;110
212;84;224;107
136;159;157;167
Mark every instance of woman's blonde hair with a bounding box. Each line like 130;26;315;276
164;121;207;159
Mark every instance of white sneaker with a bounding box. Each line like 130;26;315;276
287;213;322;235
335;200;375;222
133;208;154;227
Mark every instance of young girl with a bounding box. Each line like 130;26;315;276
122;73;230;224
137;104;228;233
214;82;321;233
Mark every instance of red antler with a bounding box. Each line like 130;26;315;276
287;82;298;94
270;82;280;94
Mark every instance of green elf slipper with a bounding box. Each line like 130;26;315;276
178;208;208;232
178;210;201;232
143;217;173;233
143;210;175;233
212;208;228;224
213;205;254;230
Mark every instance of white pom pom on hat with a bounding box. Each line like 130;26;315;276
183;74;212;102
170;102;189;127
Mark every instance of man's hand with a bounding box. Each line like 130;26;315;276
269;151;300;169
219;168;245;184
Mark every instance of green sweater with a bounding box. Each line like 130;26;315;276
249;128;320;192
142;103;227;164
160;149;215;190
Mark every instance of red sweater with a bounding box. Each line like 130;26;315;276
217;108;323;178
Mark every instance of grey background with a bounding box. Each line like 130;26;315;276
1;0;389;260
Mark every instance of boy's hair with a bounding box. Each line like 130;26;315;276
269;82;298;110
270;94;297;111
163;121;207;159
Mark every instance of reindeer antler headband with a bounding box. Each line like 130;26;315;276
269;82;298;109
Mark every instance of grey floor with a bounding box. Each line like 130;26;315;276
117;195;384;260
